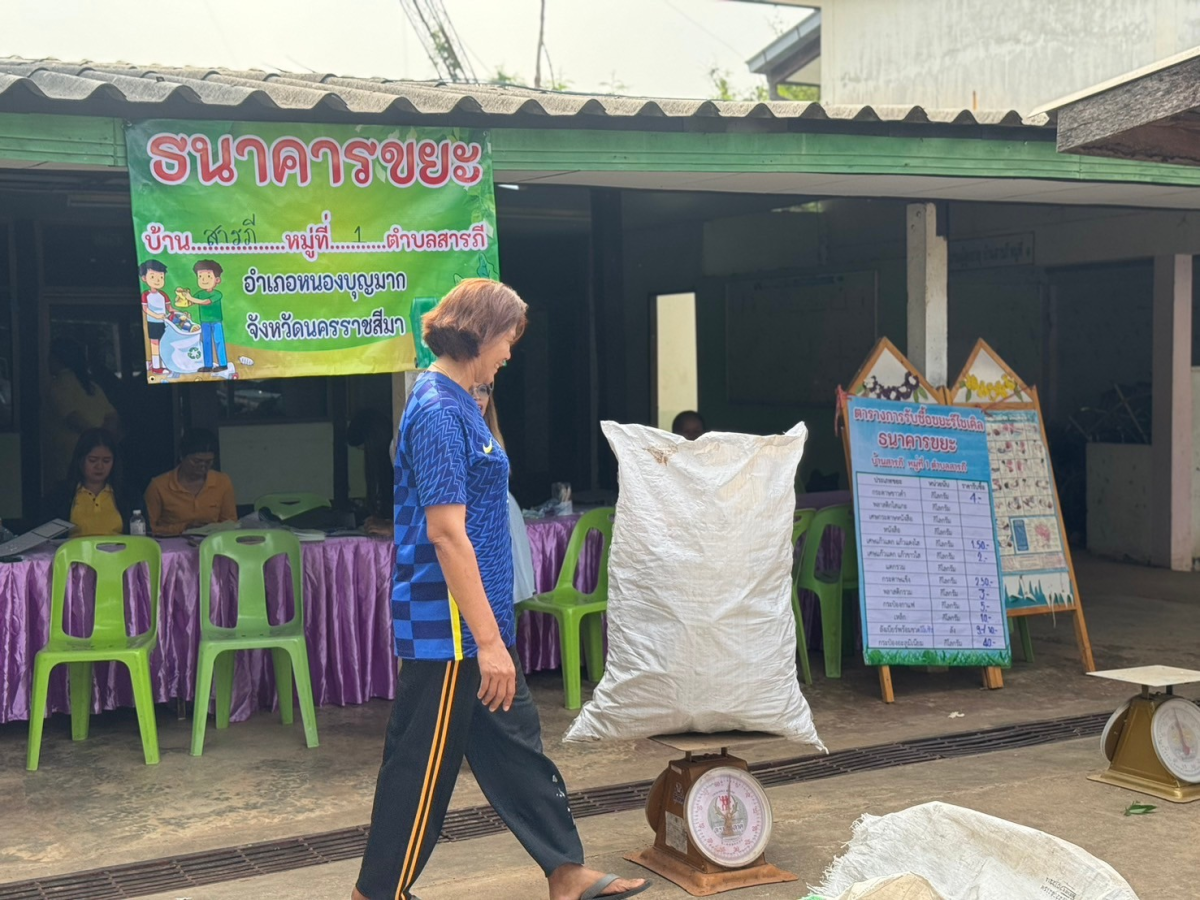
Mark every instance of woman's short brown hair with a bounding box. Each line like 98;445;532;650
422;279;527;362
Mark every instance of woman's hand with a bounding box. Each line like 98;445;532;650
476;639;516;712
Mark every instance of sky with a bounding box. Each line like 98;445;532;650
3;0;811;100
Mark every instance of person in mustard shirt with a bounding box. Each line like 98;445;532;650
43;337;123;484
144;428;237;536
42;429;134;536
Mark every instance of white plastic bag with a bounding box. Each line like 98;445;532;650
564;422;823;748
817;874;945;900
813;802;1139;900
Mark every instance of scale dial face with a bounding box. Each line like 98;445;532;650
684;766;772;868
1151;697;1200;783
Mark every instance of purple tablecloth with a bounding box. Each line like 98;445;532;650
0;536;396;725
1;498;851;725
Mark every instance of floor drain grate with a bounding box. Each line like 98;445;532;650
0;712;1108;899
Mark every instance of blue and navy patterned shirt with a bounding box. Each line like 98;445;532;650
391;372;514;660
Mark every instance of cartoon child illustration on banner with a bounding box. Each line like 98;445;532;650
176;259;228;373
139;259;200;375
126;121;501;383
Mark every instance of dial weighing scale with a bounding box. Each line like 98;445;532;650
1088;665;1200;803
624;747;797;896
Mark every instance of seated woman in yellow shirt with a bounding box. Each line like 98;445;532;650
144;428;238;536
42;429;133;536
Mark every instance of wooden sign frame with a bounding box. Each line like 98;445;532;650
845;336;944;405
839;338;1006;702
948;340;1095;673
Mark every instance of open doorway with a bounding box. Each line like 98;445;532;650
653;291;698;432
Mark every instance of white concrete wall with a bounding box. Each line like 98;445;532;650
218;422;335;506
820;0;1200;111
1087;443;1154;564
950;205;1200;269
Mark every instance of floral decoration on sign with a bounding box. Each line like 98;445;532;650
960;373;1023;403
860;372;934;403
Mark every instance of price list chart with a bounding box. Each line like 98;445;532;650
858;475;1005;653
845;396;1011;668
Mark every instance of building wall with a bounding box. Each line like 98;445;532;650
1086;443;1154;563
820;0;1200;111
615;196;1200;513
497;230;594;507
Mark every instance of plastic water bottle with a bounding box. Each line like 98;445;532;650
129;510;147;536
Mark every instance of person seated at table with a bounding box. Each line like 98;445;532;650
671;409;706;441
42;428;134;536
144;428;237;536
477;382;537;604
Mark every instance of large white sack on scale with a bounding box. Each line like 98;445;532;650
564;421;823;748
812;802;1139;900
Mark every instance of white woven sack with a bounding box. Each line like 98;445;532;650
813;802;1139;900
822;874;946;900
564;421;823;748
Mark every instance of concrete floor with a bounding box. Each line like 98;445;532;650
3;553;1199;898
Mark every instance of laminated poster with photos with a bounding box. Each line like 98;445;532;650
949;339;1094;671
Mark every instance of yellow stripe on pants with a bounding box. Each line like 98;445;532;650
394;659;460;900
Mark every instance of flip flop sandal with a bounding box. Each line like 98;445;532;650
581;873;652;900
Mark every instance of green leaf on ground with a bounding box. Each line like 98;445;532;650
1124;803;1157;816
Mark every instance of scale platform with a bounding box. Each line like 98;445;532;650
1088;665;1200;688
1087;666;1200;803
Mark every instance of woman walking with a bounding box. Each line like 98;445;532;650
353;279;648;900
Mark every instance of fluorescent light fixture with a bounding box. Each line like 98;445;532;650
66;192;131;208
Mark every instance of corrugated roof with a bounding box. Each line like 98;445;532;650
0;58;1049;130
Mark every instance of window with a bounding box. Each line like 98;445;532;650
654;292;698;431
40;221;137;290
217;377;330;421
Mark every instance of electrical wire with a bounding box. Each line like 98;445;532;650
656;0;745;57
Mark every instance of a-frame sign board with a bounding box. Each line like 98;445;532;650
839;338;1009;703
948;339;1095;673
844;336;943;405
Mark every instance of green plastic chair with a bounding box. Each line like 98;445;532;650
790;509;817;686
191;530;318;755
253;492;331;521
27;536;162;770
794;503;856;679
516;508;614;710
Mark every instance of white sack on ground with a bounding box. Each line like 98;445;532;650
817;873;945;900
564;422;823;748
812;802;1139;900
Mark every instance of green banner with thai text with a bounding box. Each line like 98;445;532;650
125;119;498;383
